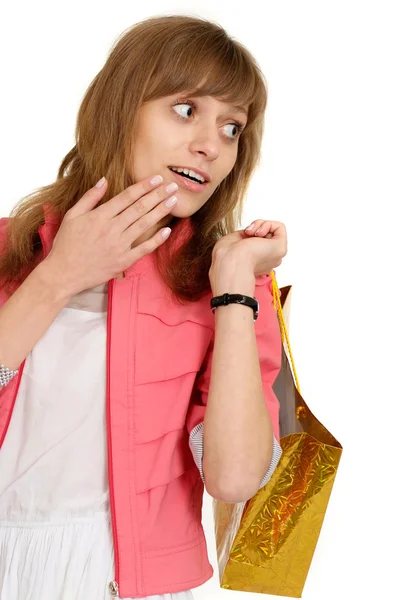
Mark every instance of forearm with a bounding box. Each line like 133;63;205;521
203;260;274;502
0;259;72;375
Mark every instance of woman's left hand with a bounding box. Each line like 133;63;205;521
211;220;288;278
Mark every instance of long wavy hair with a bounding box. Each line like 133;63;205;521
0;14;268;304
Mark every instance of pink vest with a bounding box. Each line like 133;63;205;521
0;207;281;597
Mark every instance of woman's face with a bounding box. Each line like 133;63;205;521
129;93;248;243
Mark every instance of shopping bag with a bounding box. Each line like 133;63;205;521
213;272;343;597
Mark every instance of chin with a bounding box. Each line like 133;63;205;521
174;198;210;218
168;204;193;219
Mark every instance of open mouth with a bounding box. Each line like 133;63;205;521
168;167;206;185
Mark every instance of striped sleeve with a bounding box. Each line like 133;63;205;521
188;421;282;490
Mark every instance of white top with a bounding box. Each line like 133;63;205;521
0;279;283;600
0;282;194;600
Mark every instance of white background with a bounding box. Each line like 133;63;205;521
1;1;399;599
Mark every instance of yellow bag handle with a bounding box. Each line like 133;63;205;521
269;270;301;396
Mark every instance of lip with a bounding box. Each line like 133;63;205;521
168;166;210;183
168;168;209;193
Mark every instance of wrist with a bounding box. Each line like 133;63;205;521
210;262;255;298
36;259;74;304
211;293;259;322
211;281;256;299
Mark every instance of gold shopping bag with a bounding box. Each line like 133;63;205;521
213;272;343;597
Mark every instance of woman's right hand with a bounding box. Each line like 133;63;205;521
44;175;178;297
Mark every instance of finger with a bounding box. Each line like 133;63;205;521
96;174;166;220
255;221;286;237
124;224;172;268
244;220;264;234
67;177;109;218
116;181;178;232
245;220;270;236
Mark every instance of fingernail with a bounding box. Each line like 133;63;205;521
246;223;255;231
95;176;106;188
165;182;178;194
150;175;163;186
165;195;177;207
161;227;172;239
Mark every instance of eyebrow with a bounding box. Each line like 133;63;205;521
230;104;248;117
178;92;249;118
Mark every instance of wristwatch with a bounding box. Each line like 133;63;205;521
210;293;259;322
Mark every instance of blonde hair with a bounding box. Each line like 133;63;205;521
0;14;268;303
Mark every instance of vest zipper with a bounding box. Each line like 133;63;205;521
109;580;119;598
107;278;120;596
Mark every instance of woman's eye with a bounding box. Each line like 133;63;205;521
171;102;243;140
172;103;194;119
222;123;243;139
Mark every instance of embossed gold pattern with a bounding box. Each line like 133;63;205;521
213;273;343;597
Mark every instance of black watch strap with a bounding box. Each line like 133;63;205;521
210;293;259;322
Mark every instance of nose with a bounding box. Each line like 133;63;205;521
188;124;220;161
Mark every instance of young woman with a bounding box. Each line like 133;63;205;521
0;14;287;600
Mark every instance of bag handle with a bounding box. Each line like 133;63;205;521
269;270;301;396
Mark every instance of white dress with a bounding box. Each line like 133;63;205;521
0;282;194;600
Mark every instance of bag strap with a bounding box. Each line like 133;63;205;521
270;270;301;395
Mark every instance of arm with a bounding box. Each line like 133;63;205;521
187;260;282;503
0;259;73;379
